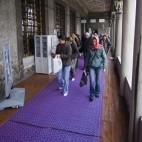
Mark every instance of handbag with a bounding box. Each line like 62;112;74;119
52;57;62;73
80;71;87;87
86;51;96;74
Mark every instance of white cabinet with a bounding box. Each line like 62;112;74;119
34;35;58;74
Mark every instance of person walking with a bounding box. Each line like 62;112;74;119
81;32;91;70
55;35;72;96
70;33;81;50
84;36;107;102
101;34;112;54
66;37;79;81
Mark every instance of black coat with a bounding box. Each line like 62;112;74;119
81;37;91;56
70;43;79;59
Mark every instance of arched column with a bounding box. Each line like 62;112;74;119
120;0;136;96
114;1;123;62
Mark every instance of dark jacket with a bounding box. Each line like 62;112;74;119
81;37;91;56
75;38;81;49
70;43;79;59
101;38;112;49
56;42;72;66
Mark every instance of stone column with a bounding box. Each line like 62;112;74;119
76;11;81;35
109;19;113;43
132;0;142;141
113;13;116;55
110;12;116;54
114;1;123;62
83;23;86;33
110;19;114;51
120;0;136;96
45;0;54;35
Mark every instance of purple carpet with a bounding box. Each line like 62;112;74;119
0;121;100;142
0;57;105;141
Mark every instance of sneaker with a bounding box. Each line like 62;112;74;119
72;78;75;81
59;87;62;90
63;93;68;96
95;94;99;98
89;97;94;102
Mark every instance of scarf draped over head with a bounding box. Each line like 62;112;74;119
91;35;101;50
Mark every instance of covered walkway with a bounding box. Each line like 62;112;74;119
0;53;129;142
2;0;142;141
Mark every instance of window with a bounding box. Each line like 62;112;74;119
55;3;65;36
99;19;105;23
21;0;44;57
70;11;75;34
90;19;96;23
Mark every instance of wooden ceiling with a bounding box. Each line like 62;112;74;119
77;0;111;12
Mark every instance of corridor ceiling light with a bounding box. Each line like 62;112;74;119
99;19;105;23
81;20;87;23
90;19;96;23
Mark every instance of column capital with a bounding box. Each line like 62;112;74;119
111;11;116;20
114;1;123;14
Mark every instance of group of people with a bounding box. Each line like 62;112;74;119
52;32;108;102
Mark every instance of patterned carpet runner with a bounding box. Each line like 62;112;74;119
0;57;105;142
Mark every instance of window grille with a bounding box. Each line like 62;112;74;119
70;11;75;34
55;3;65;36
21;0;44;57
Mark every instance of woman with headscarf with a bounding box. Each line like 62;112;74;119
84;36;107;102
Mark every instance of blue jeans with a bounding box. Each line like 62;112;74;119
57;65;70;94
89;67;102;99
70;58;77;78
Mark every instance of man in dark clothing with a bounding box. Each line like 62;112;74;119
81;32;91;69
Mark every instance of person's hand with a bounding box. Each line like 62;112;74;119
51;53;56;58
56;54;60;58
103;69;106;72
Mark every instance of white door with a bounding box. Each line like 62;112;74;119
42;59;49;74
35;58;42;73
46;36;52;74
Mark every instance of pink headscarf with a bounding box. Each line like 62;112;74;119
90;35;101;50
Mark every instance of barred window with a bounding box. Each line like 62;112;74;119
55;3;65;36
70;11;75;34
21;0;44;57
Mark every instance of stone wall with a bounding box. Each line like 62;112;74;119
0;0;19;90
45;0;87;36
0;0;90;91
0;0;35;91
